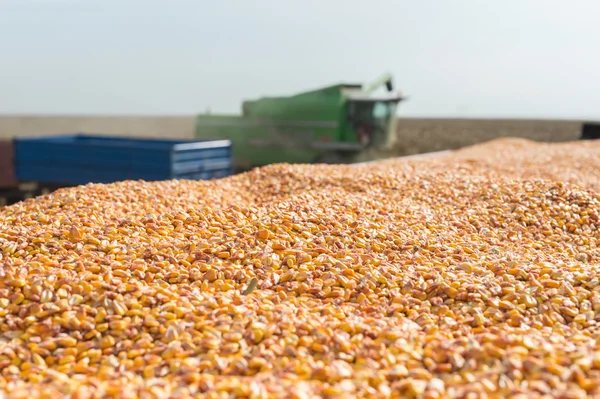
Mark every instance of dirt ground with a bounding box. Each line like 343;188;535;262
392;118;582;156
0;115;585;158
352;118;583;163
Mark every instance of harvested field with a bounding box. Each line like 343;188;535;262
393;118;581;156
0;138;599;398
0;116;196;140
0;116;584;157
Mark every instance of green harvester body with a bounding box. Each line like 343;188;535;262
195;73;405;171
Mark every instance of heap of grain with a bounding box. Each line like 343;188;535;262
0;139;599;399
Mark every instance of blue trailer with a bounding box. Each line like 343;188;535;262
1;134;234;205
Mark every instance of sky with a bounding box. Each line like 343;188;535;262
1;0;600;119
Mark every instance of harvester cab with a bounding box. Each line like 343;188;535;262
339;73;404;152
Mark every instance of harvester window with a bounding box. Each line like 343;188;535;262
373;102;391;119
347;101;393;148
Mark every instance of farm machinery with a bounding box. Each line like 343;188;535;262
0;74;404;204
0;135;233;206
195;73;406;171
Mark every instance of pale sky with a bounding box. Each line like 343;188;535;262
1;0;600;119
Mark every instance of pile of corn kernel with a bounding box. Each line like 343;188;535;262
0;138;599;398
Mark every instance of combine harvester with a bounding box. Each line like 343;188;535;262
195;73;406;172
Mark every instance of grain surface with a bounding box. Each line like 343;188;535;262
0;138;599;398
